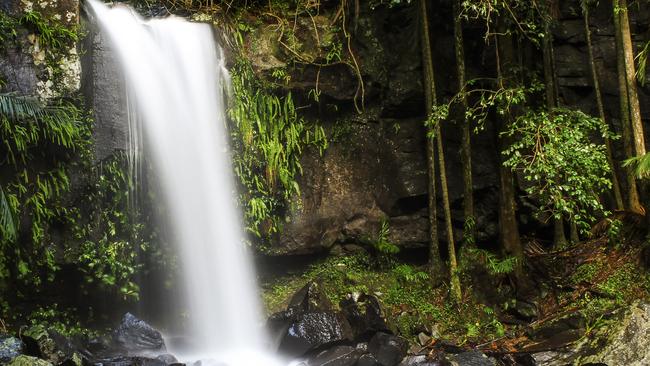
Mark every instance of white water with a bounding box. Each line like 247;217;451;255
87;2;283;364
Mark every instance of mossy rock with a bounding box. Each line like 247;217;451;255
6;355;53;366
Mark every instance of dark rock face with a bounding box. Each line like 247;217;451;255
80;17;129;162
112;313;166;355
0;335;24;363
367;332;408;366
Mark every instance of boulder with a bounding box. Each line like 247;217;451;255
446;351;495;366
306;345;361;366
289;282;334;313
529;302;650;365
367;332;408;366
357;353;382;366
278;311;354;358
6;355;54;366
0;335;24;363
88;355;169;365
340;293;388;340
20;325;84;365
112;313;166;355
397;355;444;366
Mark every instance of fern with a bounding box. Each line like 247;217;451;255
636;41;650;86
467;248;519;275
623;152;650;178
0;186;17;242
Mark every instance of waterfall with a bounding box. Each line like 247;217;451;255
87;2;282;364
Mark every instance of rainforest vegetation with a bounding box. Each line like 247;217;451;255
1;0;650;364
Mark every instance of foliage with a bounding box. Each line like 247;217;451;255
461;0;549;43
18;11;78;49
229;59;327;242
623;152;650;178
636;41;650;86
0;95;90;288
26;305;99;338
372;219;399;258
502;108;613;231
430;78;543;135
73;155;148;299
462;247;519;276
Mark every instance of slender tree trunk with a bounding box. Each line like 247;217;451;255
436;122;462;302
613;0;642;211
453;0;475;245
421;0;461;301
495;24;524;267
618;0;646;157
583;4;624;210
570;222;579;243
541;14;568;246
420;0;443;283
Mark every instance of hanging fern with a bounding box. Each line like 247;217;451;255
623;152;650;178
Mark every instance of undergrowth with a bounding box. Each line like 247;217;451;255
261;252;509;345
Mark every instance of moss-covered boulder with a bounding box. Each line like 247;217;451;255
6;355;53;366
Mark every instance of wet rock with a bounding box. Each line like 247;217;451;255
20;325;83;365
367;332;408;366
306;345;361;366
512;300;539;321
447;351;495;366
278;312;354;358
90;355;169;365
0;335;24;363
357;353;381;366
6;355;54;366
155;354;179;364
289;282;334;313
578;302;650;365
340;293;388;340
398;355;446;366
417;333;431;347
112;313;166;355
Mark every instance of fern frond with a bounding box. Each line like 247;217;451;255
0;93;72;126
0;186;17;242
623;153;650;178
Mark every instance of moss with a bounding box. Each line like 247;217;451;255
262;253;510;345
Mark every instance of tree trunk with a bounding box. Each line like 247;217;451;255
495;24;524;268
541;14;567;247
618;0;646;157
613;0;642;211
453;0;475;245
436;123;462;302
420;0;461;301
583;3;624;210
420;0;443;283
570;220;580;243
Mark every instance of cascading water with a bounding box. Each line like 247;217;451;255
87;2;284;364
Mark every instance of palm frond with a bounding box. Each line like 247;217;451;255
0;92;78;128
0;93;48;122
623;152;650;178
0;186;17;242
